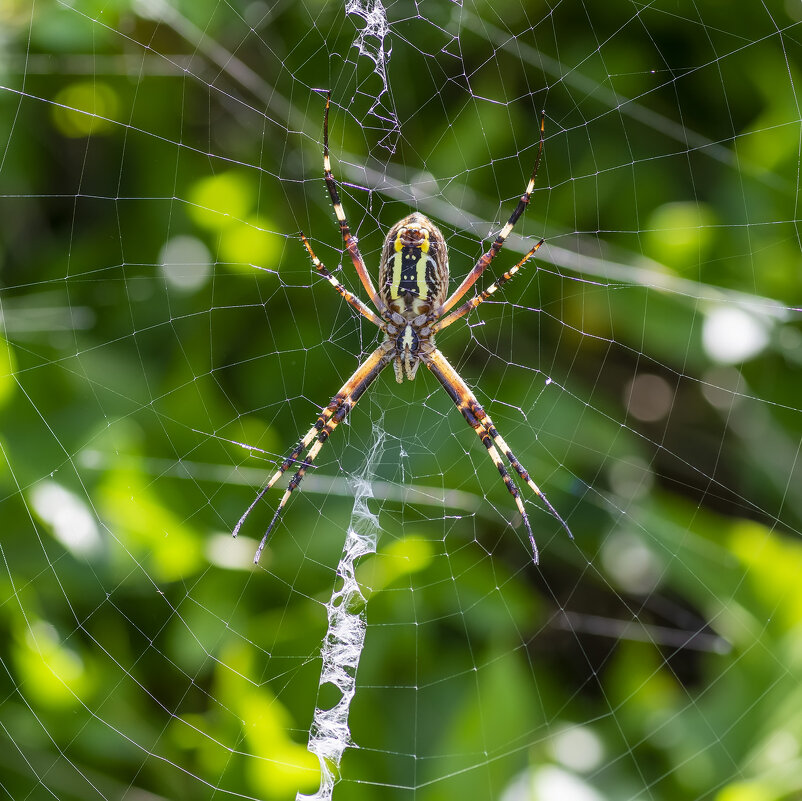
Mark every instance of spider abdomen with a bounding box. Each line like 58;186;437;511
379;212;449;317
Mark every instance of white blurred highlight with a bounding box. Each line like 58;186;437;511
552;725;604;772
30;481;103;559
702;306;770;364
206;533;263;569
160;235;212;292
602;530;662;595
501;766;606;801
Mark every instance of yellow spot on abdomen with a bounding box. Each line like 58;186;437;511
390;250;403;300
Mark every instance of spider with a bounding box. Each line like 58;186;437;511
235;93;572;565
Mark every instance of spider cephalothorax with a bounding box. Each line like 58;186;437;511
234;92;572;565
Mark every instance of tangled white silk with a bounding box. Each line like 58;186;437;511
296;428;384;800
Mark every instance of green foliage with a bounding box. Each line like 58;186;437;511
1;1;800;799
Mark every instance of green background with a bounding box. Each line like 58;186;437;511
1;1;801;799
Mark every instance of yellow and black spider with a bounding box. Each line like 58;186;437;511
235;93;572;565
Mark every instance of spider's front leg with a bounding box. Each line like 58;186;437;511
437;112;546;317
433;239;544;332
423;347;571;563
234;344;392;564
301;233;385;328
321;92;385;315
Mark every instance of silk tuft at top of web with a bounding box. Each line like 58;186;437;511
345;0;399;151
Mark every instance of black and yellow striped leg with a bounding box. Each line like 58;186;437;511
232;394;343;539
300;234;384;329
235;345;391;564
433;239;544;332
438;112;546;316
424;348;569;564
322;92;385;314
467;399;573;543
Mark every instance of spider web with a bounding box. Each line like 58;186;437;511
1;1;801;800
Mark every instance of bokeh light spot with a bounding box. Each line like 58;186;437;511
645;201;716;270
702;307;770;364
551;725;604;773
30;480;103;559
160;235;212;292
51;81;118;138
187;172;254;230
624;373;673;422
602;530;662;595
219;215;283;273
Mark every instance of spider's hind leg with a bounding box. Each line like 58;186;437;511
232;402;338;539
464;402;542;563
234;344;391;564
471;402;572;541
423;347;571;564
